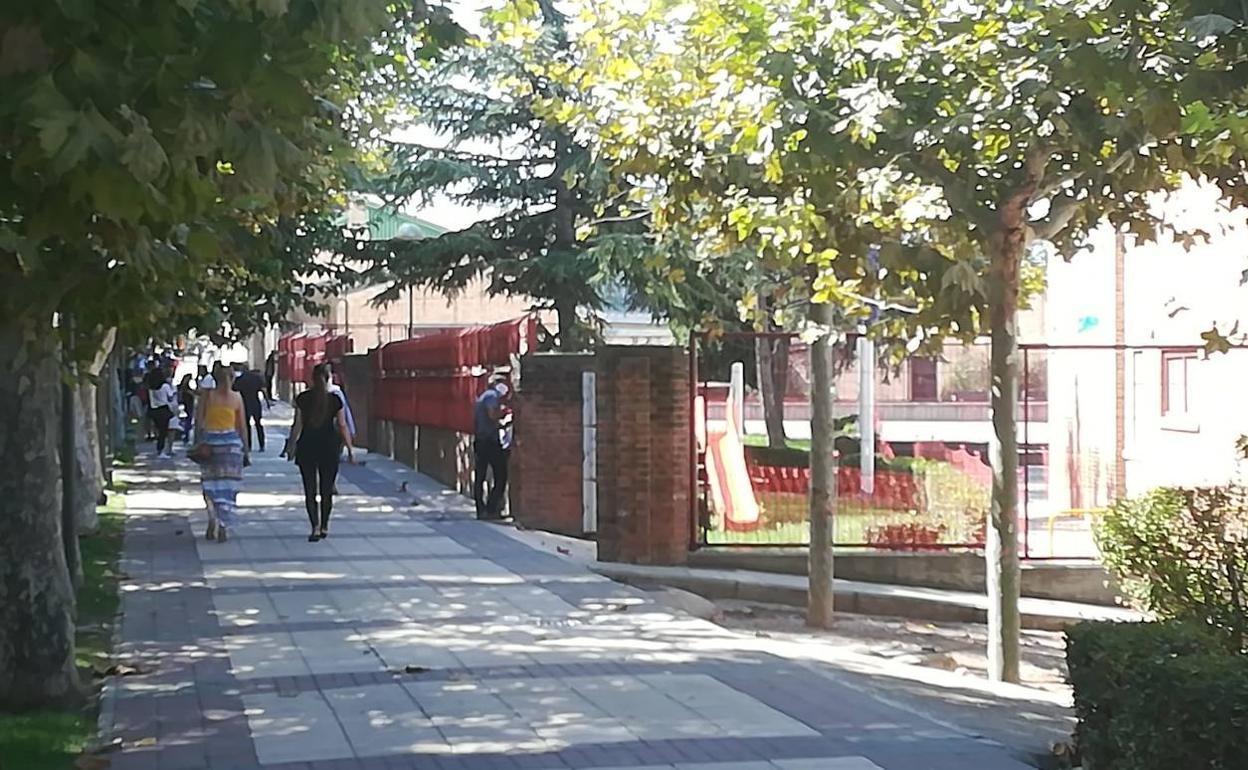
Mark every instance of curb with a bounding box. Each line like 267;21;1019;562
592;563;1141;631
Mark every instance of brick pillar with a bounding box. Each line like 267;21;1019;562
597;346;691;565
511;354;595;535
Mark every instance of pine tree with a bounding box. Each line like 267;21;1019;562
362;5;645;350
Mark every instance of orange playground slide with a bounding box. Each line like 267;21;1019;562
699;398;761;530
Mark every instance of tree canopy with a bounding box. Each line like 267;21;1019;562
554;0;1248;677
0;0;462;350
354;2;652;349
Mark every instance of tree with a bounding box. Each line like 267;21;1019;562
357;2;647;350
557;0;970;630
823;0;1248;681
0;0;455;708
559;0;1248;676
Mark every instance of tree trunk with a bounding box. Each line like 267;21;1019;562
756;335;789;449
75;384;99;534
554;295;581;351
986;223;1024;684
807;300;836;628
74;329;117;533
62;350;82;590
0;316;81;709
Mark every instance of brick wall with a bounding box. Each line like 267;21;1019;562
596;346;691;565
511;353;596;536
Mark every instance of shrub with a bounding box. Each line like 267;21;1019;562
1066;621;1248;770
1095;485;1248;649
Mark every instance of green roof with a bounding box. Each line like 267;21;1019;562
365;205;446;241
335;202;447;241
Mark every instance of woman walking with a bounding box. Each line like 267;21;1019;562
148;368;177;458
283;363;354;541
176;373;196;441
193;363;250;542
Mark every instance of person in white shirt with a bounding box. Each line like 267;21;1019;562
323;361;355;438
323;361;354;496
197;363;216;391
148;368;178;458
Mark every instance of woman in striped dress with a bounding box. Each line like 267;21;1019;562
194;363;251;542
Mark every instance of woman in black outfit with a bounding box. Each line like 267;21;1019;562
283;364;354;541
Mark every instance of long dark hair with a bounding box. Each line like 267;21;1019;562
305;363;332;426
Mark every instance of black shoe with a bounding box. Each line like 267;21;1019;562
308;532;321;542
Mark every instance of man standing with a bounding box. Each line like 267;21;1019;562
264;351;278;406
233;368;268;452
472;378;511;520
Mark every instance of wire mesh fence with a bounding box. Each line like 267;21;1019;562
695;335;1248;558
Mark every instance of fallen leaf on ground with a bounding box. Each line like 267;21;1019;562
404;665;430;674
556;547;570;555
131;738;157;748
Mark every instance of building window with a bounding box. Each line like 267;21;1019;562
909;357;938;401
1161;349;1198;419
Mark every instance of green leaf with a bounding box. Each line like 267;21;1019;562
254;0;290;17
119;109;169;184
1201;327;1233;355
187;230;222;261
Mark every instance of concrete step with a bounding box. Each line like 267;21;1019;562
592;562;1142;631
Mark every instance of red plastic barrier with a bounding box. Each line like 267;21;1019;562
746;462;921;510
369;315;533;431
277;334;296;381
373;373;490;433
275;331;355;383
379;316;535;374
325;334;354;361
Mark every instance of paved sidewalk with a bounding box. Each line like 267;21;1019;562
101;415;1039;770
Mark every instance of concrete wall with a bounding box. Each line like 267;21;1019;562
335;353;374;450
688;549;1122;606
511;353;596;536
377;420;473;498
416;426;473;496
393;423;417;470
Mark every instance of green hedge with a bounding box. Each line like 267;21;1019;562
1066;621;1248;770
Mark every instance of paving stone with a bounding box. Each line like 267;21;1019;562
98;426;1043;770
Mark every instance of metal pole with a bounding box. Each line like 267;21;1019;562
1022;346;1031;559
858;336;875;495
688;333;700;551
407;287;414;339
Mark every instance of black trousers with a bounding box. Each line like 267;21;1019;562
245;408;265;450
298;455;340;530
151;406;173;452
473;438;509;518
